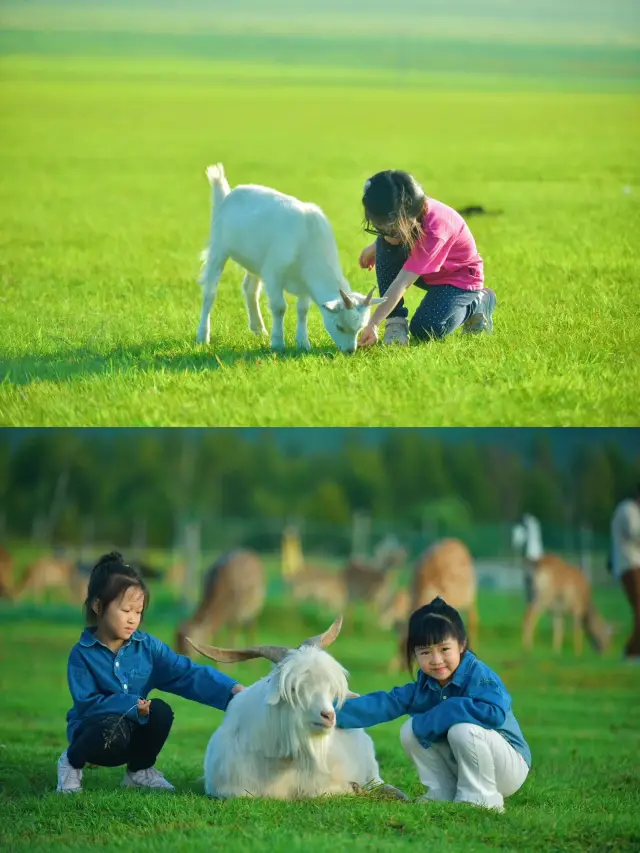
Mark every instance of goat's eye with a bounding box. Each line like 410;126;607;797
336;325;346;334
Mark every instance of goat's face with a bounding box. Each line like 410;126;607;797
266;646;348;738
321;290;386;353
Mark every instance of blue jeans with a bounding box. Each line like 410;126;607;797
375;237;483;340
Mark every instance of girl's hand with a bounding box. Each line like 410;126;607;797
231;684;246;696
358;323;379;348
137;698;151;717
359;243;376;270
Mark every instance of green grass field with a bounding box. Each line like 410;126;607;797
0;3;639;426
1;586;639;853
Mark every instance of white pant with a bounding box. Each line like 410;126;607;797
400;719;529;811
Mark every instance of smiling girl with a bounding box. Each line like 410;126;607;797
57;552;245;794
336;597;530;811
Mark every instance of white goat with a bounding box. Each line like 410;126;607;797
196;164;385;353
187;617;408;800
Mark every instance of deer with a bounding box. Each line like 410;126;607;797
176;549;266;657
287;537;406;617
389;538;478;672
512;514;612;655
13;554;87;604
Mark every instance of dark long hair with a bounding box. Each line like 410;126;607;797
362;170;427;251
83;551;149;625
405;596;468;671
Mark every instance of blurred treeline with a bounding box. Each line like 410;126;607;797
0;430;637;550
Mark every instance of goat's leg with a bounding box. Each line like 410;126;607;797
264;280;287;350
295;294;312;351
552;611;564;653
242;274;267;336
197;256;227;344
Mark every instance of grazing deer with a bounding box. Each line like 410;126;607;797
0;547;14;598
288;539;406;615
14;555;87;604
176;549;266;657
512;514;611;654
390;539;478;672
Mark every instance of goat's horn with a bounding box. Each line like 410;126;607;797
301;615;344;649
339;289;355;310
363;287;376;306
185;637;290;664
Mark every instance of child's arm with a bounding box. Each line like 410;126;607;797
336;682;417;729
150;637;240;710
68;651;148;724
359;268;419;347
412;680;510;747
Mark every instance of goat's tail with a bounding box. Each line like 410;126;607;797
199;163;232;285
206;163;231;207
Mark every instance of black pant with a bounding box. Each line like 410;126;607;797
375;236;481;339
67;698;174;772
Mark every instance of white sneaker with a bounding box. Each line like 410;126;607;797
57;750;83;793
383;317;410;345
462;288;496;334
122;767;175;790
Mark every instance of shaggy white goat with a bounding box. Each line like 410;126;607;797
187;617;407;800
196;165;385;353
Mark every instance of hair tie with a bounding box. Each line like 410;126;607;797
363;179;372;193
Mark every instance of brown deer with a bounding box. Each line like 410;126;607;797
390;539;478;672
0;547;14;598
513;515;611;654
14;554;87;604
378;587;411;631
288;539;406;615
176;549;266;657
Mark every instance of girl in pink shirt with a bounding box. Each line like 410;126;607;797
357;170;496;347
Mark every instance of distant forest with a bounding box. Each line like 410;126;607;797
1;430;637;549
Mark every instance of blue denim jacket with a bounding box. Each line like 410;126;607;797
65;627;238;743
336;651;531;767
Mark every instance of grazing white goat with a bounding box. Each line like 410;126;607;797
196;164;385;353
187;617;407;800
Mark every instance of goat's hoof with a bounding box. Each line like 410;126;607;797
350;782;365;795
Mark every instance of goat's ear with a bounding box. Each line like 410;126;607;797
322;299;342;313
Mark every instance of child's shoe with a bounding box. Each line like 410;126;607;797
122;767;175;790
383;317;410;345
57;750;83;793
462;288;496;334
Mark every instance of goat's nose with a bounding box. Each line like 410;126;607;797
321;710;336;724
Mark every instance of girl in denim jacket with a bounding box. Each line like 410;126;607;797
337;597;530;811
57;552;245;794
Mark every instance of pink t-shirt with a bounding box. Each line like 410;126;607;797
403;198;484;291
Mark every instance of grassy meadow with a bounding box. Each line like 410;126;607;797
0;3;639;426
1;580;639;853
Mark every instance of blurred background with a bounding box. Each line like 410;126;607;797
1;427;638;627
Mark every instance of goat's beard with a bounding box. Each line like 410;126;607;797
258;704;333;774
